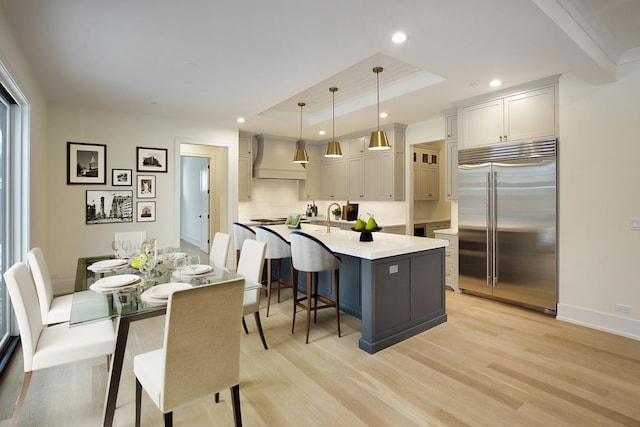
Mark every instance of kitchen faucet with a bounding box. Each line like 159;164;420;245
326;202;341;233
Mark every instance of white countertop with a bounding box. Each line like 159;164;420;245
263;224;448;260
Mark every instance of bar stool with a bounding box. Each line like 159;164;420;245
255;226;293;317
232;222;256;265
289;231;341;344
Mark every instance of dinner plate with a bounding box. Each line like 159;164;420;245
93;274;140;288
147;282;192;299
177;264;213;276
88;259;128;271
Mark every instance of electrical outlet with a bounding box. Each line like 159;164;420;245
630;218;640;231
615;304;632;314
50;273;59;280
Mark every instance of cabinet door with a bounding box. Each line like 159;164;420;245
461;98;504;148
446;114;458;143
345;137;367;157
238;135;252;156
504;86;556;142
238;156;252;201
446;142;458;201
380;152;395;200
303;161;322;199
348;157;364;199
322;160;347;199
425;168;439;199
363;154;380;199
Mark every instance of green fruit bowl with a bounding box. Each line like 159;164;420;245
351;227;382;242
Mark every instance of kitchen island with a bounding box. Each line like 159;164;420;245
266;224;449;354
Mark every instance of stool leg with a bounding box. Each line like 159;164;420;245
265;259;273;317
305;271;312;344
275;259;281;303
334;269;341;338
291;268;298;334
313;272;319;324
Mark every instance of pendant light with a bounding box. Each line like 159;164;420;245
368;66;391;150
325;87;343;158
293;102;309;163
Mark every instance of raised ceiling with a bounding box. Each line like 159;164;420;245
1;0;639;139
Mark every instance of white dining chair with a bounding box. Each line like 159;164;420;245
237;239;269;350
27;247;73;325
209;232;231;269
3;262;116;427
115;230;148;246
134;278;245;427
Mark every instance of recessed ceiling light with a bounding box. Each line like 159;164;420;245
380;112;388;119
319;130;326;136
489;79;502;87
391;32;407;44
237;117;245;123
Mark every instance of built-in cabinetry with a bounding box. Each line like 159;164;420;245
300;123;406;201
299;144;322;200
460;85;556;149
238;132;253;201
444;110;458;201
434;229;459;293
413;147;440;200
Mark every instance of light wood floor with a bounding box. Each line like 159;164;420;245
1;290;639;426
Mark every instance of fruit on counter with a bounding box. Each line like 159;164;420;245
354;217;366;231
365;213;378;230
131;253;147;269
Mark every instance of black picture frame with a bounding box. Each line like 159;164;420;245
136;146;168;173
112;168;132;186
86;190;133;224
68;142;107;184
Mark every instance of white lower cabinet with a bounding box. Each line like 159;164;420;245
434;230;459;293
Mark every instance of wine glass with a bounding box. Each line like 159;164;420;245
111;240;121;258
121;240;132;259
187;255;201;276
138;253;157;288
174;255;188;282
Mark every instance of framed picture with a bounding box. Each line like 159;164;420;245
86;190;133;224
136;146;168;173
68;142;107;184
137;201;156;222
112;168;132;186
136;175;156;198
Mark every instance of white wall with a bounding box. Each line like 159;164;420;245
557;62;640;339
47;104;239;293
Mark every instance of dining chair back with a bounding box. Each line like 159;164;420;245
115;230;148;246
237;239;269;349
134;278;245;427
209;232;231;269
27;247;73;325
255;225;293;317
289;231;342;344
232;222;255;265
4;262;116;427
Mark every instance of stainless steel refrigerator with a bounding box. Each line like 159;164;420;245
457;139;557;313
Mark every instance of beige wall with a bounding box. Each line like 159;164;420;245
46;105;239;293
557;62;640;338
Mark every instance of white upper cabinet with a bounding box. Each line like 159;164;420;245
460;84;557;149
299;144;322;200
446;113;458;143
321;159;347;199
446;142;458;201
238;132;253;201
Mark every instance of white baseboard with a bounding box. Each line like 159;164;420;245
557;303;640;341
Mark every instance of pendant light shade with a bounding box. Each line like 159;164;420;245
369;67;391;150
293;102;309;163
325;87;343;158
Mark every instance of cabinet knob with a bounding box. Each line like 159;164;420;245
503;135;508;140
499;136;503;142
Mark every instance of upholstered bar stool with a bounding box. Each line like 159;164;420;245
255;225;293;317
289;231;341;344
232;222;256;265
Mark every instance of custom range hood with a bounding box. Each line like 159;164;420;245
253;134;306;180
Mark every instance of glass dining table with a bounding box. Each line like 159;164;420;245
71;254;258;427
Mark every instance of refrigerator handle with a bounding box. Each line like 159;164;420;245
492;171;497;288
486;172;491;288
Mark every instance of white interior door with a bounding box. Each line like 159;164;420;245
198;160;210;253
180;156;210;252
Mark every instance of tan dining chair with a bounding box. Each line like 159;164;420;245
232;222;255;265
27;247;73;325
134;278;245;427
290;231;342;344
237;239;269;350
255;225;293;317
209;231;231;269
4;262;116;427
